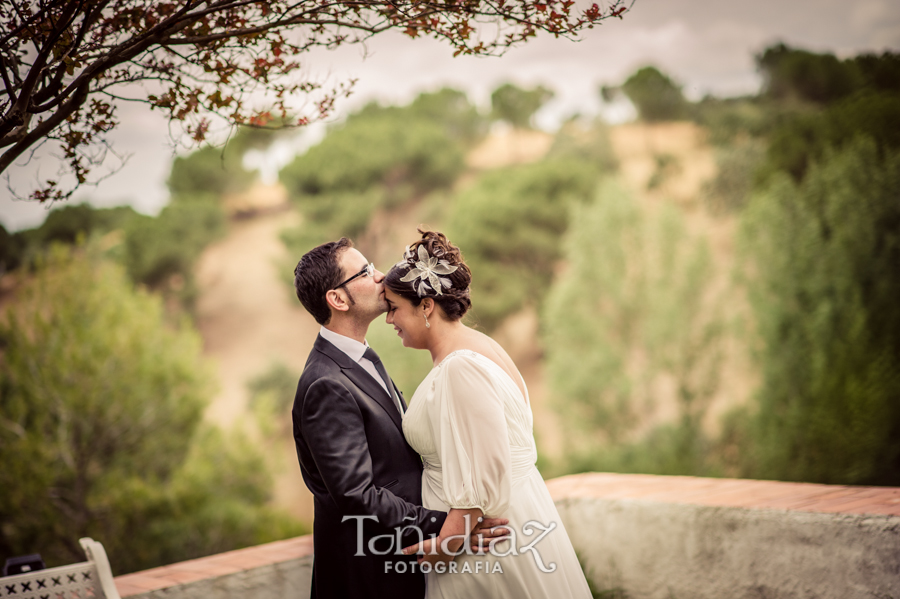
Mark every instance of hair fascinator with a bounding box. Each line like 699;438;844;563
397;245;458;297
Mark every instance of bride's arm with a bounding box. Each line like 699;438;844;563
438;507;484;556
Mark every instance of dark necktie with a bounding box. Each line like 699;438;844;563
363;347;404;414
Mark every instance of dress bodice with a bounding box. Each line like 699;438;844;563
402;350;536;517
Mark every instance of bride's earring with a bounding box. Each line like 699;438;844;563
424;310;430;329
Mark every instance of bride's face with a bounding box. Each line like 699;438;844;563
384;288;428;349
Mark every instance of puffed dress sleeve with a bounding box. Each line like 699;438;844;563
429;354;512;517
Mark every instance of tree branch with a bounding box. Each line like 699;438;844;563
0;80;89;173
0;0;82;139
33;0;111;107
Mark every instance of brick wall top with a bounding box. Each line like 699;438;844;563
113;473;900;596
113;535;313;597
545;472;900;516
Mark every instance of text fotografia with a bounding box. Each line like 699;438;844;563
342;515;559;573
386;559;504;574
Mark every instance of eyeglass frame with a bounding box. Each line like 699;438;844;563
334;262;375;289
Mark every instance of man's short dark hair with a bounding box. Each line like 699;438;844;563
293;238;353;325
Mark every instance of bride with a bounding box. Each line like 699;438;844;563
383;229;592;598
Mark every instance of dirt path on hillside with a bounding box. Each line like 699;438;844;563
194;204;317;523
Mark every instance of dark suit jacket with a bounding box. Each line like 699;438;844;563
292;334;446;599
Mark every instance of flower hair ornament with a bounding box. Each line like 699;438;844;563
396;245;458;297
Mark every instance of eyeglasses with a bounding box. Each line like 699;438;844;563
335;262;375;289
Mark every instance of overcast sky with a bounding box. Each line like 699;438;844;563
2;0;898;231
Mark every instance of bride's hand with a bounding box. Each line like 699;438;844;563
470;516;510;554
401;516;510;564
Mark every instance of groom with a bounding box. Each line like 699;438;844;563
292;238;505;599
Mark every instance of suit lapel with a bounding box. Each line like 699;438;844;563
314;335;404;433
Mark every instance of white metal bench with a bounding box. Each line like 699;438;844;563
0;538;121;599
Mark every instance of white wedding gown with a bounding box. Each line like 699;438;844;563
403;350;593;598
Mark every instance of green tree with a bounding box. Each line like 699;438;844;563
279;95;468;250
123;197;226;296
167;126;283;198
0;203;140;274
447;160;596;330
543;181;723;475
105;424;303;573
40;204;138;244
247;362;300;437
167;146;254;199
736;138;900;484
621;66;687;122
490;83;554;129
852;51;900;93
760;91;900;182
407;88;489;146
0;222;24;273
546;118;619;172
282;104;464;200
0;245;301;573
757;43;863;104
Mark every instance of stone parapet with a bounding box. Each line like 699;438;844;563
112;474;900;599
547;473;900;599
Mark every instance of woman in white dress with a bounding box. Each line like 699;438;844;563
383;230;592;599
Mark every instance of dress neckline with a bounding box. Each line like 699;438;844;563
434;349;529;406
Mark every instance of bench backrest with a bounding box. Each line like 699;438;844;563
0;538;121;599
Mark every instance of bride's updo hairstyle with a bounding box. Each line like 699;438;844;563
385;229;472;321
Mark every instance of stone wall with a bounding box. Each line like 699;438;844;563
113;474;900;599
548;473;900;599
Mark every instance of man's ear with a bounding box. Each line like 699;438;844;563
326;289;350;313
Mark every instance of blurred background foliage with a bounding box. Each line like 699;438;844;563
447;159;598;330
734;139;900;485
280;88;483;252
0;246;302;573
490;82;555;129
620;66;688;122
2;43;899;576
543;180;723;475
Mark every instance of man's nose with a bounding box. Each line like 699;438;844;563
374;268;385;283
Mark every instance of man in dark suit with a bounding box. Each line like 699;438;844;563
292;238;506;599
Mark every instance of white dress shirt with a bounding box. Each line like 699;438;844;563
319;326;403;414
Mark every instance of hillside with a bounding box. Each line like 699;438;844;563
193;121;757;525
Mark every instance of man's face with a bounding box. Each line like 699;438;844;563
337;248;387;319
